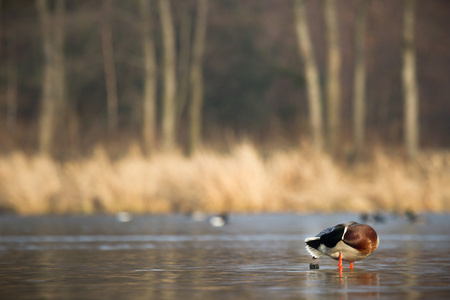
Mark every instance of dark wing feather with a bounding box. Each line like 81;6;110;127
315;226;334;237
318;224;346;248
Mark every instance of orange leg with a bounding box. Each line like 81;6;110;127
350;262;354;269
338;253;343;268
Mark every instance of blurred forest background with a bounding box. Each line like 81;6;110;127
0;0;449;215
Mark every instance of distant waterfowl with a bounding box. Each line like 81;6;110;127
188;210;207;222
372;212;386;223
360;213;369;223
405;209;427;224
116;212;132;223
360;212;386;224
209;213;229;227
305;221;379;269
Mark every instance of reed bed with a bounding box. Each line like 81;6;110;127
0;143;449;215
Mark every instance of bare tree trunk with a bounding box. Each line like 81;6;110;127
187;0;208;156
6;29;18;133
101;0;119;134
0;0;3;126
54;0;66;131
0;1;2;58
36;0;57;154
353;0;369;158
293;0;324;150
324;0;341;154
176;2;193;122
36;0;66;154
140;0;157;155
159;0;177;150
402;0;419;158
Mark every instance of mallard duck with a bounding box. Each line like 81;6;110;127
305;221;379;269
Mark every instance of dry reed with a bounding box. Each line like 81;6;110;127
0;142;449;215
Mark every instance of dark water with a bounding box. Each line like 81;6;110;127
0;214;449;299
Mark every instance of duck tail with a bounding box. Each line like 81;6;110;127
305;237;323;258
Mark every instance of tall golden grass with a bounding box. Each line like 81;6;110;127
0;142;449;215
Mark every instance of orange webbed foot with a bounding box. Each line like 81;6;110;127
338;253;343;269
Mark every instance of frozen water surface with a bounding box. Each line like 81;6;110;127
0;213;449;299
